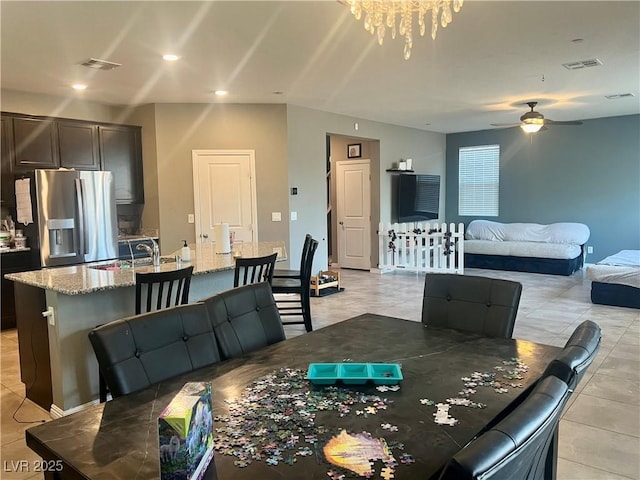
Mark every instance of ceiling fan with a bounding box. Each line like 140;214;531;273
491;102;583;133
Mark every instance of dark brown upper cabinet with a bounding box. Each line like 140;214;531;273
12;117;59;170
1;116;15;206
2;113;144;205
99;125;144;204
57;121;100;170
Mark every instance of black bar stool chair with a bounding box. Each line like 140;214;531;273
135;266;194;314
273;234;312;280
233;252;277;287
271;238;318;332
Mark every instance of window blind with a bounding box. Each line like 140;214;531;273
458;145;500;216
415;174;440;216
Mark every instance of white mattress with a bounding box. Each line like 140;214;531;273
586;250;640;288
464;239;582;260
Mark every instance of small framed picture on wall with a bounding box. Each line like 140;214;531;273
347;143;362;158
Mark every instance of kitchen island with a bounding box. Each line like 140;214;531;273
5;241;286;416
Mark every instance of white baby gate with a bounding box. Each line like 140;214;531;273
378;222;465;274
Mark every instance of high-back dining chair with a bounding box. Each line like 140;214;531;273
422;273;523;338
543;319;601;391
233;252;277;287
89;303;221;399
273;234;312;280
271;238;318;332
98;265;194;402
135;266;194;315
202;282;285;359
438;375;571;480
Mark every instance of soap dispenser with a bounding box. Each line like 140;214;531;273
181;240;191;262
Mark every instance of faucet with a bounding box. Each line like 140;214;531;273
136;238;160;266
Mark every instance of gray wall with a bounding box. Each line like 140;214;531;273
445;114;640;260
145;103;290;256
286;105;445;272
1;89;120;123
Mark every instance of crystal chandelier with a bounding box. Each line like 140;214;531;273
345;0;464;60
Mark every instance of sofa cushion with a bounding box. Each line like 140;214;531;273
466;220;590;245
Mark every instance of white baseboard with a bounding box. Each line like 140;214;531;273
50;398;102;418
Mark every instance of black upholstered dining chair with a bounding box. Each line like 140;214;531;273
233;252;277;287
422;273;523;338
135;265;194;315
543;319;601;391
97;265;194;402
202;282;285;359
272;233;312;280
271;238;318;332
89;303;221;399
438;375;571;480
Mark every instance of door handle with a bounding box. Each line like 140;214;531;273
75;178;87;255
201;233;209;239
339;221;344;225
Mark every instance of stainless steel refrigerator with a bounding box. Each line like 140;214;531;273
34;169;118;267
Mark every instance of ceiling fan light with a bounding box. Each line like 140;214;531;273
521;123;543;133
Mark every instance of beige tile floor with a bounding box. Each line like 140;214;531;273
1;267;639;479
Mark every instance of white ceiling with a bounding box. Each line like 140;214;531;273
1;1;639;134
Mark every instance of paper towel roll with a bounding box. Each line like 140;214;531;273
214;223;231;254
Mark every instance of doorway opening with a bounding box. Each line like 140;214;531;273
325;135;380;270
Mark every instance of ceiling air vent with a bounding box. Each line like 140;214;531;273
562;58;603;70
605;93;635;99
80;58;122;71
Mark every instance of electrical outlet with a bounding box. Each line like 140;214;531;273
587;246;594;254
187;214;195;224
291;211;297;221
272;212;282;222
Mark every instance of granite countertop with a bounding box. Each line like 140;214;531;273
4;241;286;295
0;247;31;254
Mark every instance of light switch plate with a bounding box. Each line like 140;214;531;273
272;212;282;222
291;211;297;221
187;214;195;224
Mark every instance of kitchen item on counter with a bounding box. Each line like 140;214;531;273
232;240;243;258
214;223;231;254
33;169;118;267
0;231;11;248
181;240;191;262
14;236;27;248
15;229;23;238
3;216;15;238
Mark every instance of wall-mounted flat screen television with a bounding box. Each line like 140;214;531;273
397;174;440;223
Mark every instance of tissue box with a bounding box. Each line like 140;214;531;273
158;382;214;480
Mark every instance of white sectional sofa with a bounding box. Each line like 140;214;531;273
464;220;590;276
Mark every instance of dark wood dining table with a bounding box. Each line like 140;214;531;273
26;314;560;480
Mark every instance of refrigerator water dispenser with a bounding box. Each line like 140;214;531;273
47;218;76;258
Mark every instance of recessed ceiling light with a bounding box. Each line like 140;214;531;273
162;54;180;61
72;84;87;90
214;90;228;96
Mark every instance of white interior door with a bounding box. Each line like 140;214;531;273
336;160;371;270
192;150;257;244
